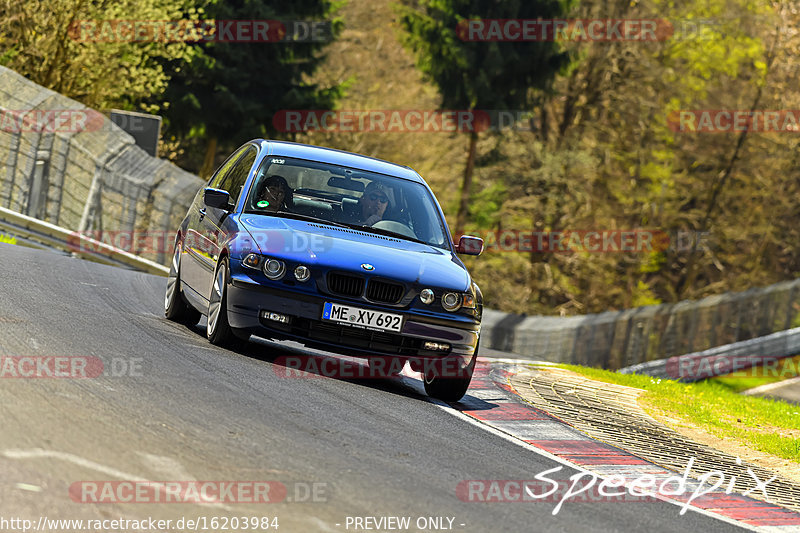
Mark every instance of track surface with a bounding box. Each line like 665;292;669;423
0;243;744;532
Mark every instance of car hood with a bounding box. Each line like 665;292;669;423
238;215;470;290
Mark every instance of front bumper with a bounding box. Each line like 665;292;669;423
226;277;480;365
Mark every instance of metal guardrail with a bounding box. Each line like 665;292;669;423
618;327;800;381
479;278;800;370
0;205;169;276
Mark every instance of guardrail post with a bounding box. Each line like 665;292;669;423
27;149;51;220
78;162;103;232
1;128;20;209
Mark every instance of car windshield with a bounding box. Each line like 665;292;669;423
244;156;450;249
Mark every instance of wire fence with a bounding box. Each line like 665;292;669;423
0;66;202;266
481;278;800;369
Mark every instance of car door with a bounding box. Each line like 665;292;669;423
197;145;259;300
183;145;250;294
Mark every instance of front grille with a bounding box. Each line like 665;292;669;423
257;316;452;357
291;318;429;355
366;279;404;304
327;272;365;298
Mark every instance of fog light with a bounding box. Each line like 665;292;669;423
263;258;286;280
423;341;450;352
442;292;461;312
243;253;261;269
294;265;311;282
420;288;434;305
261;310;290;324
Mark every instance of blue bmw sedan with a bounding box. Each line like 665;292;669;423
165;139;484;401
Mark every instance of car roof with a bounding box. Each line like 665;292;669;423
259;140;426;184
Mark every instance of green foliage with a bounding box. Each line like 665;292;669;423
0;0;198;111
158;0;346;154
395;0;572;110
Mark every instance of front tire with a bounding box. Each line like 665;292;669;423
165;241;201;326
207;257;238;346
423;350;477;402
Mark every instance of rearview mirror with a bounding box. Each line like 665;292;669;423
455;235;484;256
328;176;365;192
204;187;232;210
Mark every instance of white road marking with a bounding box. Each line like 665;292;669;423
742;376;800;396
0;448;237;512
138;452;197;480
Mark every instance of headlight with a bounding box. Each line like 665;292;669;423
294;265;311;282
420;288;434;305
442;292;461;312
263;258;286;280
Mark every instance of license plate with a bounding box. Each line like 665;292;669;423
322;302;403;333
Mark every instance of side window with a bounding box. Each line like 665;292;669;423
217;147;258;206
209;144;250;189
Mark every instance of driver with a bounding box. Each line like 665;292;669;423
355;181;389;226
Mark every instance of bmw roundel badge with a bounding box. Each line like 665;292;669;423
361;263;375;271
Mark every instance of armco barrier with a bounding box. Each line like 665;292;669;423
0;205;168;276
618;327;800;381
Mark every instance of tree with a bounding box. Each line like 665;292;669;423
0;0;196;111
156;0;345;177
396;0;572;236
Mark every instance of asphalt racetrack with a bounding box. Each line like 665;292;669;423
0;243;745;532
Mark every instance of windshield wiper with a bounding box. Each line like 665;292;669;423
246;209;350;229
352;225;429;246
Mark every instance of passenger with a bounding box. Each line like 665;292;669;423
255;175;292;211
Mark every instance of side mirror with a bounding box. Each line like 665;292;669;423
455;235;484;256
204;188;232;210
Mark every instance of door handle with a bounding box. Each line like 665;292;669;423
199;208;206;221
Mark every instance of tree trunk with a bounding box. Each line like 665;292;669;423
455;131;478;237
200;137;219;180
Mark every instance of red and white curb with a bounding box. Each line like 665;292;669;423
435;358;800;532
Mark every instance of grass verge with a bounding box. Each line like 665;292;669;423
558;364;800;463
